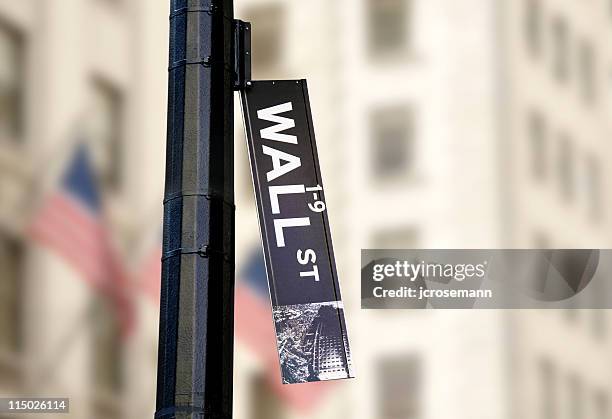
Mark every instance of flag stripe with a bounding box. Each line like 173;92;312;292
31;195;105;251
29;196;108;285
137;247;162;303
30;221;105;284
32;207;105;266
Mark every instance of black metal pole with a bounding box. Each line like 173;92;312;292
155;0;235;418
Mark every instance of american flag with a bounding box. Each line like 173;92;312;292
28;144;133;336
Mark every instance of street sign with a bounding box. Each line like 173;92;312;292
241;80;355;384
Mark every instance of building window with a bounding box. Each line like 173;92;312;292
552;16;570;83
592;309;607;339
368;0;410;56
586;156;602;221
578;41;596;104
565;305;579;321
373;228;418;249
596;391;609;419
525;0;543;57
371;105;414;179
557;135;573;202
88;79;124;195
569;374;583;419
528;111;547;181
0;234;23;353
244;5;284;73
539;358;556;419
0;22;24;143
533;232;551;249
589;273;607;338
99;0;122;6
91;295;123;395
378;355;420;419
250;373;283;419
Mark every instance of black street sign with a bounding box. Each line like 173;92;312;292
241;80;354;384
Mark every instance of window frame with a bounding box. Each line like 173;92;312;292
367;0;412;58
0;19;26;144
370;104;415;181
377;354;421;419
551;16;570;83
87;77;125;196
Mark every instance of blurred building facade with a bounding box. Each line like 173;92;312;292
0;0;165;418
0;0;611;419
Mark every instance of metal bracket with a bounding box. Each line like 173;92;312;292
162;245;230;262
233;20;252;90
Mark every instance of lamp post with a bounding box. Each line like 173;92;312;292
155;0;241;417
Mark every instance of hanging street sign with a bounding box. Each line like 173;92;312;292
241;80;355;384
